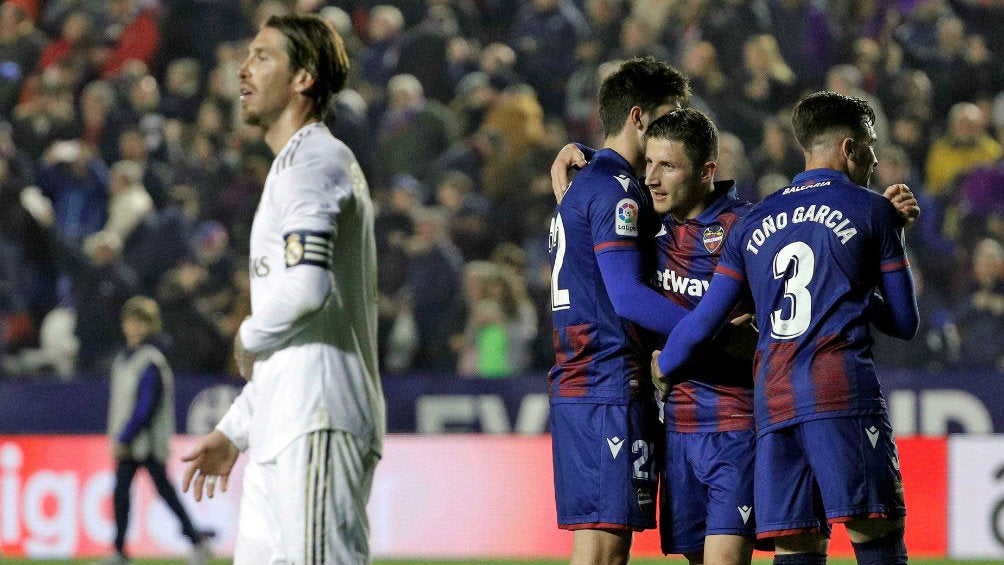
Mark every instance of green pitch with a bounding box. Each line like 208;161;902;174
1;559;1000;565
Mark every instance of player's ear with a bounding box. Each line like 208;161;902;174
292;69;316;94
841;137;855;159
701;160;716;182
629;106;645;132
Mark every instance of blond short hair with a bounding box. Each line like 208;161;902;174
121;295;162;335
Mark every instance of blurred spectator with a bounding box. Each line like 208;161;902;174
0;1;47;114
435;169;491;260
509;0;590;115
104;158;153;245
159;58;202;123
154;258;230;375
359;4;405;108
749;116;802;184
730;34;797;148
455;260;537;377
703;0;772;77
767;0;834;91
611;15;669;62
37;140;108;243
954;237;1004;369
11;66;79;160
79;79;117;152
375;73;457;188
3;306;78;378
924;101;1001;198
826;63;890;144
68;230;139;375
402;205;463;372
396;3;458;103
481;84;545;195
38;9;93;72
97;0;161;78
115;127;174;209
680;42;728;123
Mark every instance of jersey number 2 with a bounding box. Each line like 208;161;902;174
549;214;571;311
770;241;814;339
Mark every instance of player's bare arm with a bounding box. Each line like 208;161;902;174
233;329;255;381
181;430;240;501
550;143;588;203
882;183;920;227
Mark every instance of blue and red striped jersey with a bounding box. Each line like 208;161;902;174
548;149;661;402
656;181;756;432
716;168;909;434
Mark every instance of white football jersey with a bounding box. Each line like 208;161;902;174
220;123;384;462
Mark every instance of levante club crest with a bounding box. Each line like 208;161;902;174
703;225;725;253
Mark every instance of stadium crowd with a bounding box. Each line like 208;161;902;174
0;0;1003;380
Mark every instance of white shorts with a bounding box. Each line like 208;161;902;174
234;429;379;565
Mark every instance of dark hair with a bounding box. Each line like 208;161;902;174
264;13;349;121
598;57;690;138
645;108;719;167
791;91;875;150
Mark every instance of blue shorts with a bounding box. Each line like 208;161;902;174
754;414;906;539
660;430;757;555
550;399;661;531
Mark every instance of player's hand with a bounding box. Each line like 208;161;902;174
882;184;920;228
724;313;758;361
550;143;588;204
233;330;255;381
651;350;669;400
181;430;239;501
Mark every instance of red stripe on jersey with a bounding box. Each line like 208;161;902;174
764;341;798;425
553;324;593;397
593;241;636;253
715;385;755;432
715;265;745;282
667;382;699;431
880;257;911;272
811;334;852;412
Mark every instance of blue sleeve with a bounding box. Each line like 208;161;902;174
657;274;744;375
575;143;597;162
596;249;689;335
117;364;163;444
872;268;919;339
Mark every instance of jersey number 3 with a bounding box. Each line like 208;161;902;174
770;241;814;339
549;214;571;311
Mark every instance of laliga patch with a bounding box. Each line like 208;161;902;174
615;198;639;237
284;230;333;268
703;225;725;253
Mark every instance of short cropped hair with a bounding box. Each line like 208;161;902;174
264;13;349;121
645;108;719;168
121;295;162;335
598;57;690;138
791;91;875;150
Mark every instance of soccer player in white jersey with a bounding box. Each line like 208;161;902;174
180;13;384;565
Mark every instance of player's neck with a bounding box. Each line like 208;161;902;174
603;134;644;176
263;102;320;154
803;147;850;177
